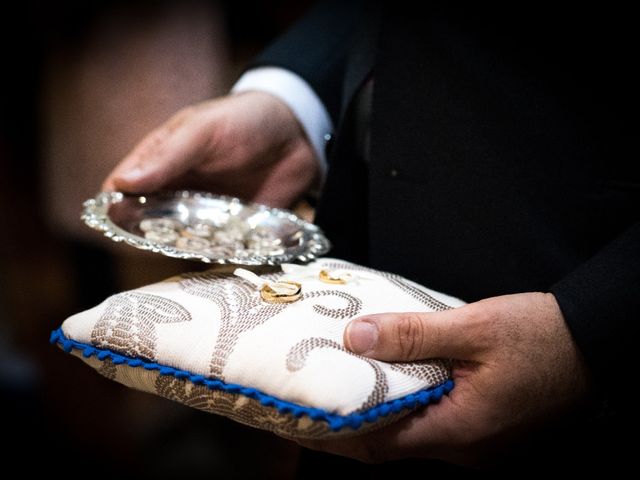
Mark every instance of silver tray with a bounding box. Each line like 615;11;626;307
81;191;331;265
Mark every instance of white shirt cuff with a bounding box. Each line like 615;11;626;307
231;67;333;179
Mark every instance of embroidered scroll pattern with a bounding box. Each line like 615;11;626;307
286;261;452;410
179;271;288;379
154;375;332;437
97;358;117;380
301;290;363;318
143;265;450;419
91;291;191;362
287;337;387;409
321;260;452;311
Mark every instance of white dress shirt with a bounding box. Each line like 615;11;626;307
231;67;333;180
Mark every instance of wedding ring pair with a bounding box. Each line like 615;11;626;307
260;268;350;303
235;266;352;305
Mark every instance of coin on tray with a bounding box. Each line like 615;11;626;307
140;218;182;233
81;190;331;265
144;230;179;244
175;236;211;251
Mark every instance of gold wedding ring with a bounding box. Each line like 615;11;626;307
260;281;302;304
319;269;351;285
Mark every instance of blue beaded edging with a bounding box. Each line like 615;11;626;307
50;328;453;431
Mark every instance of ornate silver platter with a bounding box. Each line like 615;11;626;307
81;191;331;265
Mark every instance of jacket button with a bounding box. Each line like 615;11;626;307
390;169;398;177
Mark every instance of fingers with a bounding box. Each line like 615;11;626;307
344;305;487;362
295;419;413;463
296;435;388;464
102;108;205;193
294;397;458;463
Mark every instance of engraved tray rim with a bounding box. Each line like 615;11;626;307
81;190;331;266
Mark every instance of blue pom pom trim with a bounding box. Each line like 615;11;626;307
50;327;454;432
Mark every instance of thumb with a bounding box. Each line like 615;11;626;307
344;308;480;362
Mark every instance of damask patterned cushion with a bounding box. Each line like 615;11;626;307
51;258;465;438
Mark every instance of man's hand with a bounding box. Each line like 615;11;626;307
102;92;319;208
297;292;589;466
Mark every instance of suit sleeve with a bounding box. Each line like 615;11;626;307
550;222;640;401
251;0;362;124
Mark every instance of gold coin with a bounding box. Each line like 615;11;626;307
175;236;211;251
184;223;214;238
140;218;181;233
213;230;243;244
144;230;179;244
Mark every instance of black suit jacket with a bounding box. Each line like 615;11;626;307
256;0;639;419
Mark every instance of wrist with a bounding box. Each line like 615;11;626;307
231;67;333;181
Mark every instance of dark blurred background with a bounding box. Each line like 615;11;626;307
0;1;311;476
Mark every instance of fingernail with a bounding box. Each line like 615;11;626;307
346;320;378;354
119;167;145;183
